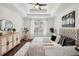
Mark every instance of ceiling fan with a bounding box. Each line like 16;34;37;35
29;3;47;10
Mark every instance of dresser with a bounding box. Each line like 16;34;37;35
0;32;20;55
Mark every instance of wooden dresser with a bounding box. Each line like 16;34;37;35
0;32;20;56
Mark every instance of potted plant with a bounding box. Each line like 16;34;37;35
24;28;29;32
12;28;16;32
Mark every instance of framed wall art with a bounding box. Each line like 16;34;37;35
62;11;75;27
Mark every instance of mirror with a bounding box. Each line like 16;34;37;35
0;19;13;31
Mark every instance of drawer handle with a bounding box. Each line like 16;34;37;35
6;42;9;45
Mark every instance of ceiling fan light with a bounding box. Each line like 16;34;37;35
34;5;40;9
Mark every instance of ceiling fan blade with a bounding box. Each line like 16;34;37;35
28;3;47;6
39;4;47;6
28;3;35;4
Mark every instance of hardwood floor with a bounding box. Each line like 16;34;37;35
3;39;32;56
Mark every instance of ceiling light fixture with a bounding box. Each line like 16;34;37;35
34;4;40;9
29;3;47;10
34;3;41;10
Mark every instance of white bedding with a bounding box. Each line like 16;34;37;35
25;37;79;56
14;37;79;56
45;46;79;56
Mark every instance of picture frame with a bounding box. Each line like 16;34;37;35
62;11;75;27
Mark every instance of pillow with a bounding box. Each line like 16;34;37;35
58;35;65;46
55;35;61;43
63;37;75;46
50;35;56;41
43;37;52;43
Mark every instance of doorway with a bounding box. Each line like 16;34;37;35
31;20;47;37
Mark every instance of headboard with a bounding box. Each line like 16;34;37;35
59;28;79;46
59;28;79;40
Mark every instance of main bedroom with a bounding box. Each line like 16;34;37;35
0;3;79;56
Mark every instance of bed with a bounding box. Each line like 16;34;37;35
14;29;79;56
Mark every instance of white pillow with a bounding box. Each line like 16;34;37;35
43;37;52;43
55;35;61;43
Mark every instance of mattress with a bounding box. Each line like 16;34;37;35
24;44;79;56
45;46;79;56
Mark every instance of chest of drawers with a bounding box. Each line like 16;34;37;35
0;32;20;55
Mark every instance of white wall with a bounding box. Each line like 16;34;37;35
0;5;23;40
23;18;31;38
47;18;55;36
54;4;79;35
23;18;31;30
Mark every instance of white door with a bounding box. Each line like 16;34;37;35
31;20;47;37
